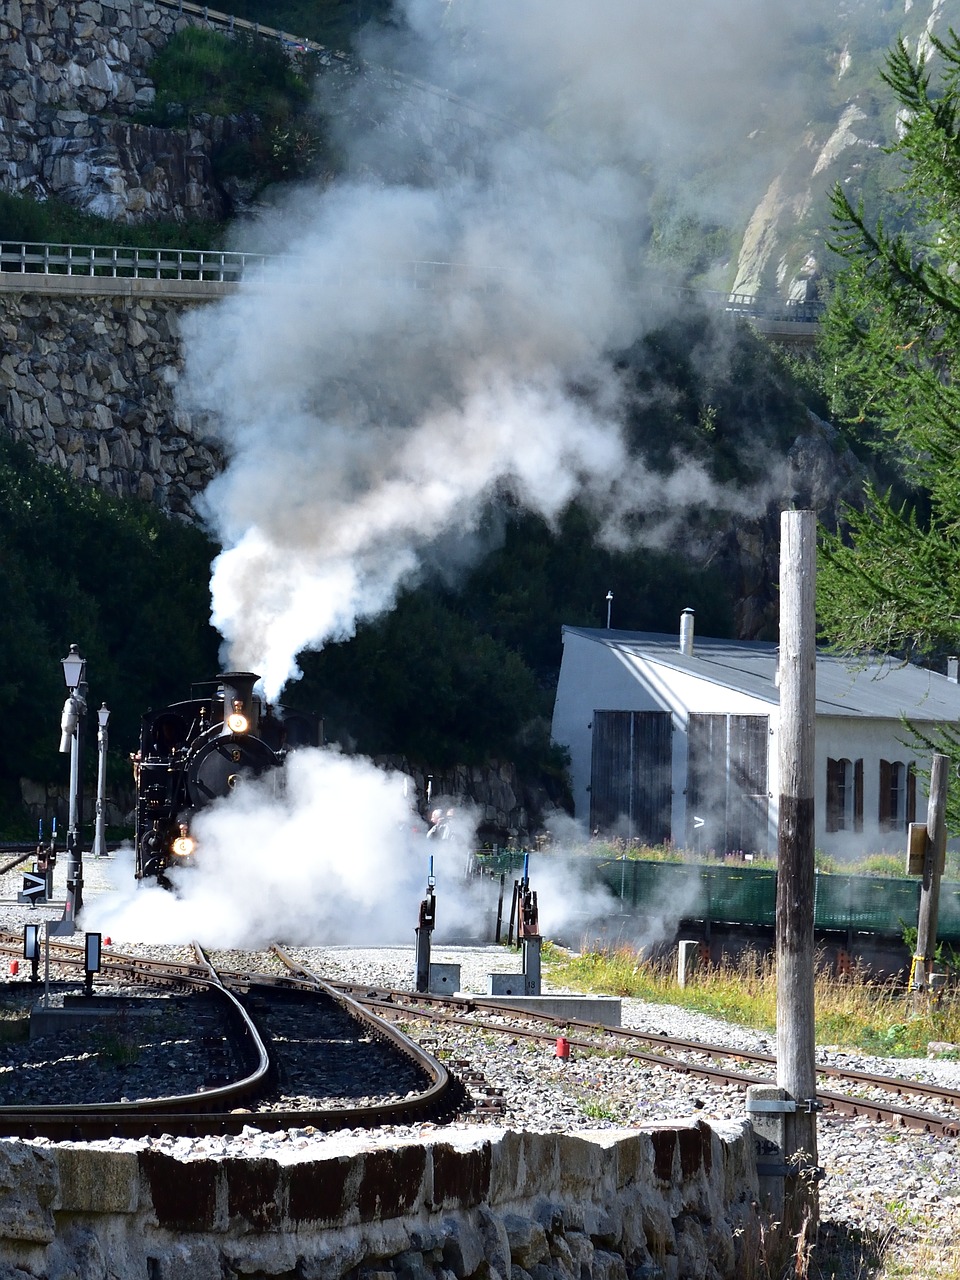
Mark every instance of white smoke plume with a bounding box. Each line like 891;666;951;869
178;0;803;697
88;749;455;945
117;2;822;947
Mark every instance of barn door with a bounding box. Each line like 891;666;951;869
687;714;770;855
589;711;672;843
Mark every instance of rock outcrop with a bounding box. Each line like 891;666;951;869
0;0;236;221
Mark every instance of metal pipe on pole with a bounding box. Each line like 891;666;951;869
775;509;819;1232
914;752;949;1006
91;704;110;859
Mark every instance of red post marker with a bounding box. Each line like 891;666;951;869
9;961;18;976
103;937;112;946
555;1036;570;1060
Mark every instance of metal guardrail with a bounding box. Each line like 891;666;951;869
0;240;825;319
0;241;269;282
152;0;336;57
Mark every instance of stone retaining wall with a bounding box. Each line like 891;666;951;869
0;0;236;221
0;286;219;514
0;1121;761;1280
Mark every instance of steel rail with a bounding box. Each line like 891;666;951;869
327;982;960;1138
0;937;462;1138
0;962;270;1140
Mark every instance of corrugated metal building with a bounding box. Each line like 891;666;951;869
551;615;960;856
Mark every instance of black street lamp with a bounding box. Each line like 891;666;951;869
51;644;87;936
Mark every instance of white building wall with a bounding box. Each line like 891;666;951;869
815;716;928;858
551;633;777;842
551;632;938;857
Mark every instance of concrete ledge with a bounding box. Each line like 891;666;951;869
0;271;237;301
472;993;623;1026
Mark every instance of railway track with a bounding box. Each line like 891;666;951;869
315;977;960;1139
0;933;956;1139
0;934;460;1139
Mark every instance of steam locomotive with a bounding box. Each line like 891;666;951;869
134;671;319;882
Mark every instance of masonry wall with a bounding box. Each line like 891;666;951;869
0;285;219;514
0;1121;762;1280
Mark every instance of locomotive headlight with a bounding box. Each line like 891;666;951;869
171;826;196;858
226;700;248;734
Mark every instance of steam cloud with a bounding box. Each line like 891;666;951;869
87;749;625;948
103;3;824;947
178;0;799;697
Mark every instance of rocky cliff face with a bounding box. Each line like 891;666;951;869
0;0;230;221
730;0;959;301
0;288;218;513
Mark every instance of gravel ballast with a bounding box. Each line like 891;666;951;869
0;852;956;1256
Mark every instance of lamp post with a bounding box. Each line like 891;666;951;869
92;704;110;859
52;644;86;936
605;590;613;629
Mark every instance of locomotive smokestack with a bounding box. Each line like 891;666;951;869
218;672;261;733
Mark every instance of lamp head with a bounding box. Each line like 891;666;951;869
61;644;86;692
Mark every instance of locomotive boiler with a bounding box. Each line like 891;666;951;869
134;671;318;883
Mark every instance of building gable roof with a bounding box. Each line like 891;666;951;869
561;626;960;723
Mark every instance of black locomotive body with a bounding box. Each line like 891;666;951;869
135;671;318;882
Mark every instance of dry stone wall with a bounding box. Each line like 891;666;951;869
0;0;239;221
0;1121;763;1280
0;286;219;514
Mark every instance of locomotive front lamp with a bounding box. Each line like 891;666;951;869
171;825;195;858
226;701;248;734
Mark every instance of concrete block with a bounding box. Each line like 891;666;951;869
473;994;622;1026
487;973;524;996
428;963;460;995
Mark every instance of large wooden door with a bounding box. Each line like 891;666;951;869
589;711;672;842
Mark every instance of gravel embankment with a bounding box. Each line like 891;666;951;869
0;853;957;1254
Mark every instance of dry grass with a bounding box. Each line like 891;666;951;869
542;944;960;1054
544;944;960;1278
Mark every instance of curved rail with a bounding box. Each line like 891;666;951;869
0;934;462;1139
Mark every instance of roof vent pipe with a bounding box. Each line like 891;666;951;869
680;608;694;656
948;657;959;684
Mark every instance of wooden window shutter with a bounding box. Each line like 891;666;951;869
854;758;864;833
879;759;892;830
907;764;917;825
826;758;841;833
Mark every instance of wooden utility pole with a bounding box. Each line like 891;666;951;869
914;752;949;1007
775;509;819;1230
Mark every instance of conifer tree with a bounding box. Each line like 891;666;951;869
818;33;960;660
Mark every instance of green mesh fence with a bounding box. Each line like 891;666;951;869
937;881;960;944
813;874;920;934
472;852;960;943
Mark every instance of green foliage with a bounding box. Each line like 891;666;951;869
0;438;220;826
143;28;309;124
819;33;960;666
140;28;330;190
0;190;224;250
214;0;395;50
